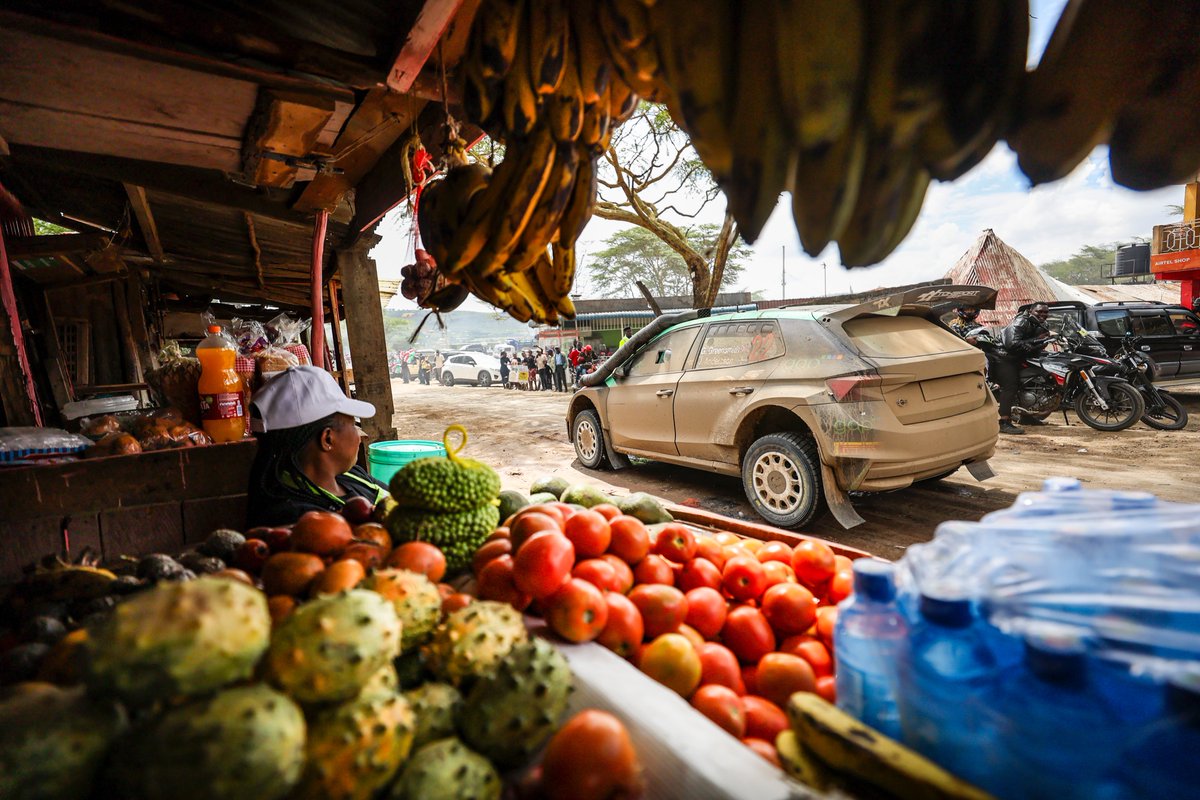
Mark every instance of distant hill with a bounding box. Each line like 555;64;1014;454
384;308;536;351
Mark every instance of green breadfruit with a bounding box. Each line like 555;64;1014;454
389;738;500;800
403;682;463;749
389;456;500;513
386;504;500;575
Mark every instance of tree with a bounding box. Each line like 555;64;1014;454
383;315;413;353
587;225;748;299
593;103;744;308
1040;243;1119;285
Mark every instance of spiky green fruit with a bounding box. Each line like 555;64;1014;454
107;684;304;800
423;601;527;687
404;682;463;749
386;504;500;575
0;683;126;800
388;737;501;800
459;638;572;769
265;590;402;705
360;663;399;699
362;569;442;652
85;576;270;706
292;691;415;800
389;456;500;512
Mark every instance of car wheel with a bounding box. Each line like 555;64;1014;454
478;371;492;387
741;432;823;529
572;409;609;470
442;372;455;387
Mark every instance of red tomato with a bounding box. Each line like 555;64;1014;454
592;503;622;522
564;510;612;558
290;510;353;557
600;554;635;594
475;555;531;610
815;674;837;703
742;695;789;741
755;652;817;707
386;541;446;582
548;501;578;520
756;541;794;565
683;586;727;639
791;539;837;587
827;568;854;604
607;516;650;564
597;591;644;659
652;522;697;563
722;556;767;601
691;684;746;738
698;642;746;694
761;583;818;637
833;554;854;573
572;558;619;592
542;710;644;800
639;633;702;697
721;606;776;664
513;532;575;599
761;560;794;590
694;536;728;570
546;578;609;643
509;511;564;550
471;538;513;577
816;605;838;646
678;557;723;592
484;526;510;544
741;664;758;696
742;737;781;767
628;584;688;639
632;554;675;587
677;623;706;653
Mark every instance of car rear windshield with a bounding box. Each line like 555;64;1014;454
842;315;971;358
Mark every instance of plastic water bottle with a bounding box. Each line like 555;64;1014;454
897;594;1000;786
1118;672;1200;798
835;559;907;739
984;633;1124;800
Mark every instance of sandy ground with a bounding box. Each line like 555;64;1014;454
389;379;1197;560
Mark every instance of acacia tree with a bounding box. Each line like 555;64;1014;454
593;104;743;308
588;225;747;298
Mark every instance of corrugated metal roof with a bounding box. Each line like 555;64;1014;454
944;229;1058;326
1071;282;1183;304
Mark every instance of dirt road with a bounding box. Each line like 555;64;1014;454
390;379;1196;560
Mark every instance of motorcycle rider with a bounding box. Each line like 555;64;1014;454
994;302;1055;434
947;304;982;343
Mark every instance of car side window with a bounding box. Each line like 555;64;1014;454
695;321;784;369
1094;310;1131;337
627;327;700;377
1169;311;1200;334
1131;312;1174;337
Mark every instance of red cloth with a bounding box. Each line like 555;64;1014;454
284;343;312;366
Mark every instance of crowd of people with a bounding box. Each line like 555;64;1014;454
497;340;611;391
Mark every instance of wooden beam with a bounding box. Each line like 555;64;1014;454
0;222;42;425
123;184;165;263
387;0;467;93
242;90;337;189
336;234;396;443
328;280;351;394
5;233;109;259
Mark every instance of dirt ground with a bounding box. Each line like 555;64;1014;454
389;379;1197;560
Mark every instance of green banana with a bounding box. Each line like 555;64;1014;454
791;121;869;257
837;136;930;267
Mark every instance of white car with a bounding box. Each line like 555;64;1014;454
441;353;503;387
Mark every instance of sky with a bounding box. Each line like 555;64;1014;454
373;0;1183;312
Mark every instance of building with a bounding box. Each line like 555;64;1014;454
547;291;755;349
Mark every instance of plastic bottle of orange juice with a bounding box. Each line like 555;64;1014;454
197;325;245;443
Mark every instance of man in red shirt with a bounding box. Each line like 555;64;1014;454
568;346;581;367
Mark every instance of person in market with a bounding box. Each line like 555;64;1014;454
568;343;581;369
418;354;432;385
947;304;982;344
526;349;539;390
993;302;1055;435
245;365;388;527
537;348;551;391
553;346;568;392
399;351;411;384
434;350;445;384
499;349;510;389
618;325;632;348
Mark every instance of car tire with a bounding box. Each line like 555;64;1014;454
741;432;823;529
478;371;492;387
442;372;455;387
572;409;609;470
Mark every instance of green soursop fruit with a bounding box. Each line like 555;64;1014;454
292;691;415;800
389;456;500;512
265;589;402;705
403;681;463;749
423;601;527;687
85;576;270;706
497;489;530;521
529;475;571;499
0;683;126;800
362;569;442;652
389;737;501;800
616;491;674;523
459;638;572;769
106;684;304;800
560;483;610;508
386;503;500;575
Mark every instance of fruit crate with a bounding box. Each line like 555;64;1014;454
664;505;874;561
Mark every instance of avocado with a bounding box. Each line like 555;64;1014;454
559;484;610;509
616;492;673;524
497;490;529;522
527;492;559;506
529;476;571;499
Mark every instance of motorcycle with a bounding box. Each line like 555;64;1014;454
1114;334;1189;430
969;324;1145;432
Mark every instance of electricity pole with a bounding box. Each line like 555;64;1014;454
781;245;786;300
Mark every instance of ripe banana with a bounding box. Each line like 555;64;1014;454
475;0;525;81
860;0;942;153
559;158;598;247
570;3;613;105
460;40;497;126
527;0;569;95
787;693;994;800
472;128;558;277
837;139;930;267
507;143;581;273
608;77;640;125
550;242;576;300
580;97;612;152
547;36;586;142
772;0;865;149
501;30;540;137
443;151;528;273
775;730;832;792
416;162;492;269
602;0;651;49
791;123;868;257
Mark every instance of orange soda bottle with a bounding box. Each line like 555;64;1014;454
197;325;246;443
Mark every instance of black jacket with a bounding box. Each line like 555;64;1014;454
246;465;388;528
1003;313;1050;356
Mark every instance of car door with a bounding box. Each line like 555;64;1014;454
448;355;471;381
673;320;785;464
1130;310;1181;378
606;325;702;456
1168;309;1200;376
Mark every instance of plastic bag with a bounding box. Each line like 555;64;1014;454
0;427;93;462
230;317;270;355
85;432;142;458
146;341;203;425
267;312;312;366
255;346;299;382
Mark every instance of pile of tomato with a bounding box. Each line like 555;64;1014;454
470;501;855;767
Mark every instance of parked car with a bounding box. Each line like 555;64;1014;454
1038;301;1200;384
567;286;1000;529
441;353;503;387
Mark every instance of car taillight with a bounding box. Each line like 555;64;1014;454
825;374;884;402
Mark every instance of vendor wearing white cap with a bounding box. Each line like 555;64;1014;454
246;365;389;527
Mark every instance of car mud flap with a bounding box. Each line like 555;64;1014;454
604;436;631;470
819;460;866;529
965;459;995;481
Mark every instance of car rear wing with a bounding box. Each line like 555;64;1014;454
819;284;997;325
579;308;710;387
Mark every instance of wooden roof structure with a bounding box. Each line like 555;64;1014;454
944;229;1059;327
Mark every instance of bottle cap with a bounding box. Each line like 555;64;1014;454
1112;491;1155;510
852;558;895;602
919;595;972;628
1042;477;1081;492
207;325;221;334
1166;671;1200;715
1024;632;1087;686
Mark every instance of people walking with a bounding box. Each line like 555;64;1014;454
499;350;510;389
399;353;411;384
553;347;567;392
434;351;445;384
536;349;550;391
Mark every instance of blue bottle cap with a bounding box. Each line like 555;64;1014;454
919;595;972;628
1043;477;1082;492
1112;491;1156;510
1166;671;1200;715
1024;634;1087;686
851;558;895;602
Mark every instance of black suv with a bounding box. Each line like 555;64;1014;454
1034;301;1200;384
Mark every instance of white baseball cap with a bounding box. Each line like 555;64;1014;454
250;365;375;433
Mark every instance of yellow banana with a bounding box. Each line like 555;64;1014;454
837;134;931;268
460;38;497;127
443;149;528;272
772;0;864;149
527;0;569;95
860;0;941;152
547;37;586;143
476;0;525;81
507;143;581;273
473;129;559;277
787;693;993;800
559;157;598;247
550;242;576;299
555;293;577;320
775;730;833;792
791;121;868;257
580;99;612;153
501;26;540;137
570;3;613;104
417;162;492;268
608;77;640;125
603;0;650;49
495;269;550;323
510;267;559;324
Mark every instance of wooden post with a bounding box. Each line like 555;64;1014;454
310;210;328;370
0;222;41;425
328;279;351;394
336;233;396;443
